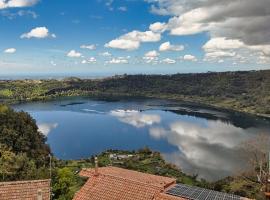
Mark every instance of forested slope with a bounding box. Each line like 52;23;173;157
1;70;269;116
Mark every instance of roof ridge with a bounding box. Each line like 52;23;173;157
96;172;168;190
0;179;51;186
105;166;176;180
81;166;176;181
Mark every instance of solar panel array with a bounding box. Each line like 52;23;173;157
166;184;242;200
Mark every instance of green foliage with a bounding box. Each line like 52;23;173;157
0;106;51;166
0;144;48;181
97;149;203;187
213;177;264;200
0;106;51;181
0;89;13;98
1;70;270;115
0;105;8;113
52;167;85;200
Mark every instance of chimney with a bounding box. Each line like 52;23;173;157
37;189;43;200
94;157;99;176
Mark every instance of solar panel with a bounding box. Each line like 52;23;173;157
166;183;242;200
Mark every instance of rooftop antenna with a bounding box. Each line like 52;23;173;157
37;189;43;200
94;157;99;176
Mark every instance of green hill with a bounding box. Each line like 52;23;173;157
1;70;269;116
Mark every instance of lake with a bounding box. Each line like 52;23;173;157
13;97;270;181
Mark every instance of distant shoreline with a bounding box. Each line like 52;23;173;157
1;69;270;119
0;69;268;81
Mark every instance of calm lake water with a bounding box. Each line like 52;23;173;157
13;98;270;181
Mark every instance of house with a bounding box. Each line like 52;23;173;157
109;153;134;160
0;179;50;200
73;159;248;200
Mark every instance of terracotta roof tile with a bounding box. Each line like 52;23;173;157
79;166;176;189
0;179;50;200
74;167;249;200
73;167;183;200
73;174;162;200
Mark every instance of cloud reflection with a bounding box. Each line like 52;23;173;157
149;120;254;181
38;123;58;136
110;110;161;128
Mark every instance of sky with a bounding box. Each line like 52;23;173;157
0;0;269;77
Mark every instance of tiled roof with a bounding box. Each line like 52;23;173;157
73;173;163;200
79;166;176;189
73;167;182;200
0;179;50;200
73;167;249;200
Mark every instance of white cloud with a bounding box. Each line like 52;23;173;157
146;0;270;64
143;57;158;64
110;110;161;128
106;57;128;64
183;54;198;62
167;8;209;36
105;30;161;51
67;50;82;58
159;41;184;52
257;55;270;64
204;51;236;61
105;39;140;51
143;50;160;64
80;44;96;50
144;50;159;58
202;37;270;63
0;0;39;9
20;27;55;39
203;37;244;52
82;57;97;64
4;48;16;53
122;30;161;43
100;51;112;57
149;22;167;33
203;37;243;61
161;58;176;64
38;123;58;136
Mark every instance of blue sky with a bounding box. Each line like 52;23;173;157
0;0;269;77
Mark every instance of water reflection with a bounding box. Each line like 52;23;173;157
149;121;255;180
38;123;58;136
13;98;270;181
110;110;161;128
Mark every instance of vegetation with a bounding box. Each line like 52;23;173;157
0;105;85;199
0;105;268;199
0;105;50;180
1;70;270;116
52;167;86;200
95;148;204;186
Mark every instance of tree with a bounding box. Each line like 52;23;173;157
0;105;51;181
0;144;43;181
0;105;51;166
52;167;77;200
240;134;270;196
